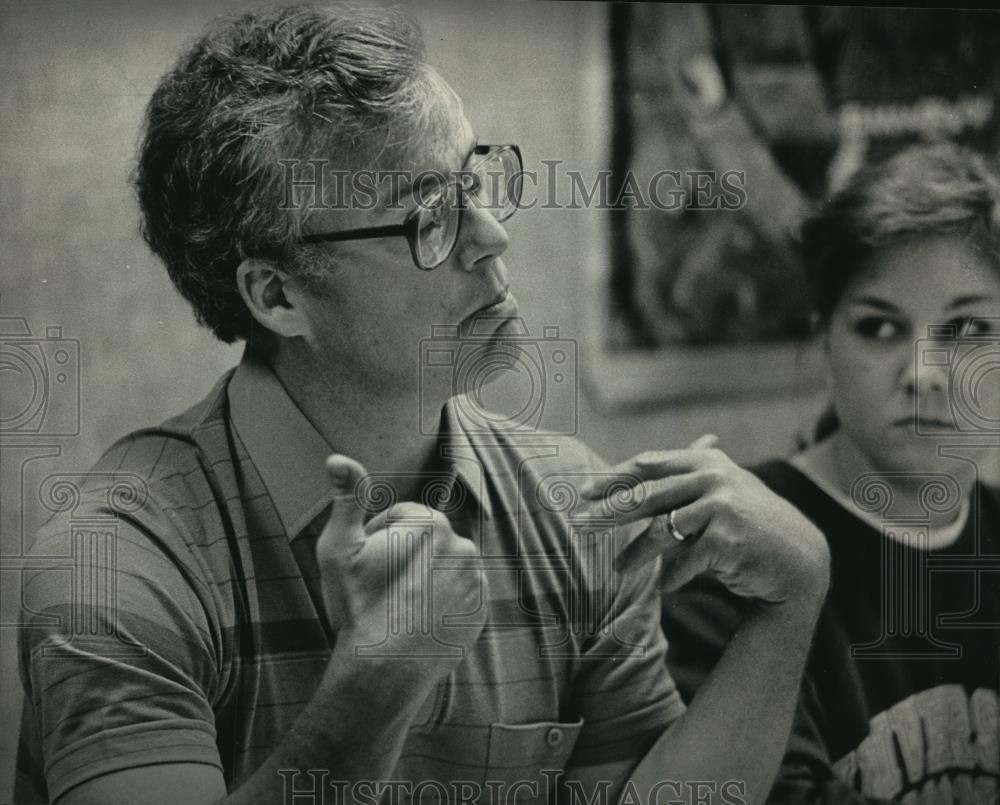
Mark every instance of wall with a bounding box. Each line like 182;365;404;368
0;1;825;799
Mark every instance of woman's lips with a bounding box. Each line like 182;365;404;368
892;415;953;429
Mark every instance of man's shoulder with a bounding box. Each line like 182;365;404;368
96;369;233;479
34;369;240;550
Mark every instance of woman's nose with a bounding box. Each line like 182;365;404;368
903;343;950;396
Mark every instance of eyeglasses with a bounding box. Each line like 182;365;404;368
300;145;523;270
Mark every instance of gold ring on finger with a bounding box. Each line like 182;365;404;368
666;509;688;542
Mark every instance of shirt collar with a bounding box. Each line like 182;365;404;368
438;397;494;519
228;349;337;538
228;351;492;539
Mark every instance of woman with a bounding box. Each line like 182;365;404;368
662;143;1000;803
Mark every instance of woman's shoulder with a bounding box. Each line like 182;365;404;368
749;457;837;515
748;456;885;561
973;482;1000;548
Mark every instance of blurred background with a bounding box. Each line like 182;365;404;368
3;3;999;800
609;5;1000;351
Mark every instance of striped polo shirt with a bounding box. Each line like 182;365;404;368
17;350;683;802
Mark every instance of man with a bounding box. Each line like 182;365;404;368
17;6;830;804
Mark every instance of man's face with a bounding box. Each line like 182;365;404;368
293;92;520;402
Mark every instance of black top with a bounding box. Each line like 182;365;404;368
662;459;1000;803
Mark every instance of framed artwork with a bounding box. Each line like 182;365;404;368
577;4;1000;408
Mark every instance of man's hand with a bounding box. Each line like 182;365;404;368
584;442;832;803
580;443;830;607
317;454;488;673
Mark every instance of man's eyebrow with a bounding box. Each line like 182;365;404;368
461;138;479;168
385;138;480;207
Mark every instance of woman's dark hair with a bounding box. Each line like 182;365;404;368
135;5;456;343
800;142;1000;442
801;142;1000;326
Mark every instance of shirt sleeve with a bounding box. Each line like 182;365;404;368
562;441;686;766
569;552;686;765
18;495;224;801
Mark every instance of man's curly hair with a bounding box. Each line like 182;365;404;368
136;4;454;343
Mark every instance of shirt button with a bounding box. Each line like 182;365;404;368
546;727;564;748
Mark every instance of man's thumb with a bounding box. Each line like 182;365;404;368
325;453;368;534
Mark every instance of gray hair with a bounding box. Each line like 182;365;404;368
135;4;457;342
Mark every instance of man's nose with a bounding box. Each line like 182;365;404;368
455;203;510;269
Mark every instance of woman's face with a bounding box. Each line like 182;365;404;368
826;232;1000;476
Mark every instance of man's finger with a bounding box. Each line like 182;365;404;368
616;517;674;574
615;498;710;574
688;433;718;450
323;453;369;546
316;454;369;632
579;471;706;524
660;539;713;592
365;501;442;536
581;434;720;500
616;511;697;574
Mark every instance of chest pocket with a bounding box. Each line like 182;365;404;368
485;718;585;802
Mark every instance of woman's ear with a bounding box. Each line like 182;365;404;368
820;325;834;389
236;259;311;340
809;312;831;357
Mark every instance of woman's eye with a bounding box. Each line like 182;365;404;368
955;316;999;336
854;317;901;340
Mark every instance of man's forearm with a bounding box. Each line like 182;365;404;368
630;596;823;805
220;655;436;805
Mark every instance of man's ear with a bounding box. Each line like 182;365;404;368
236;259;311;339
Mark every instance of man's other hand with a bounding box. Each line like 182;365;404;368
580;443;830;608
317;454;488;675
